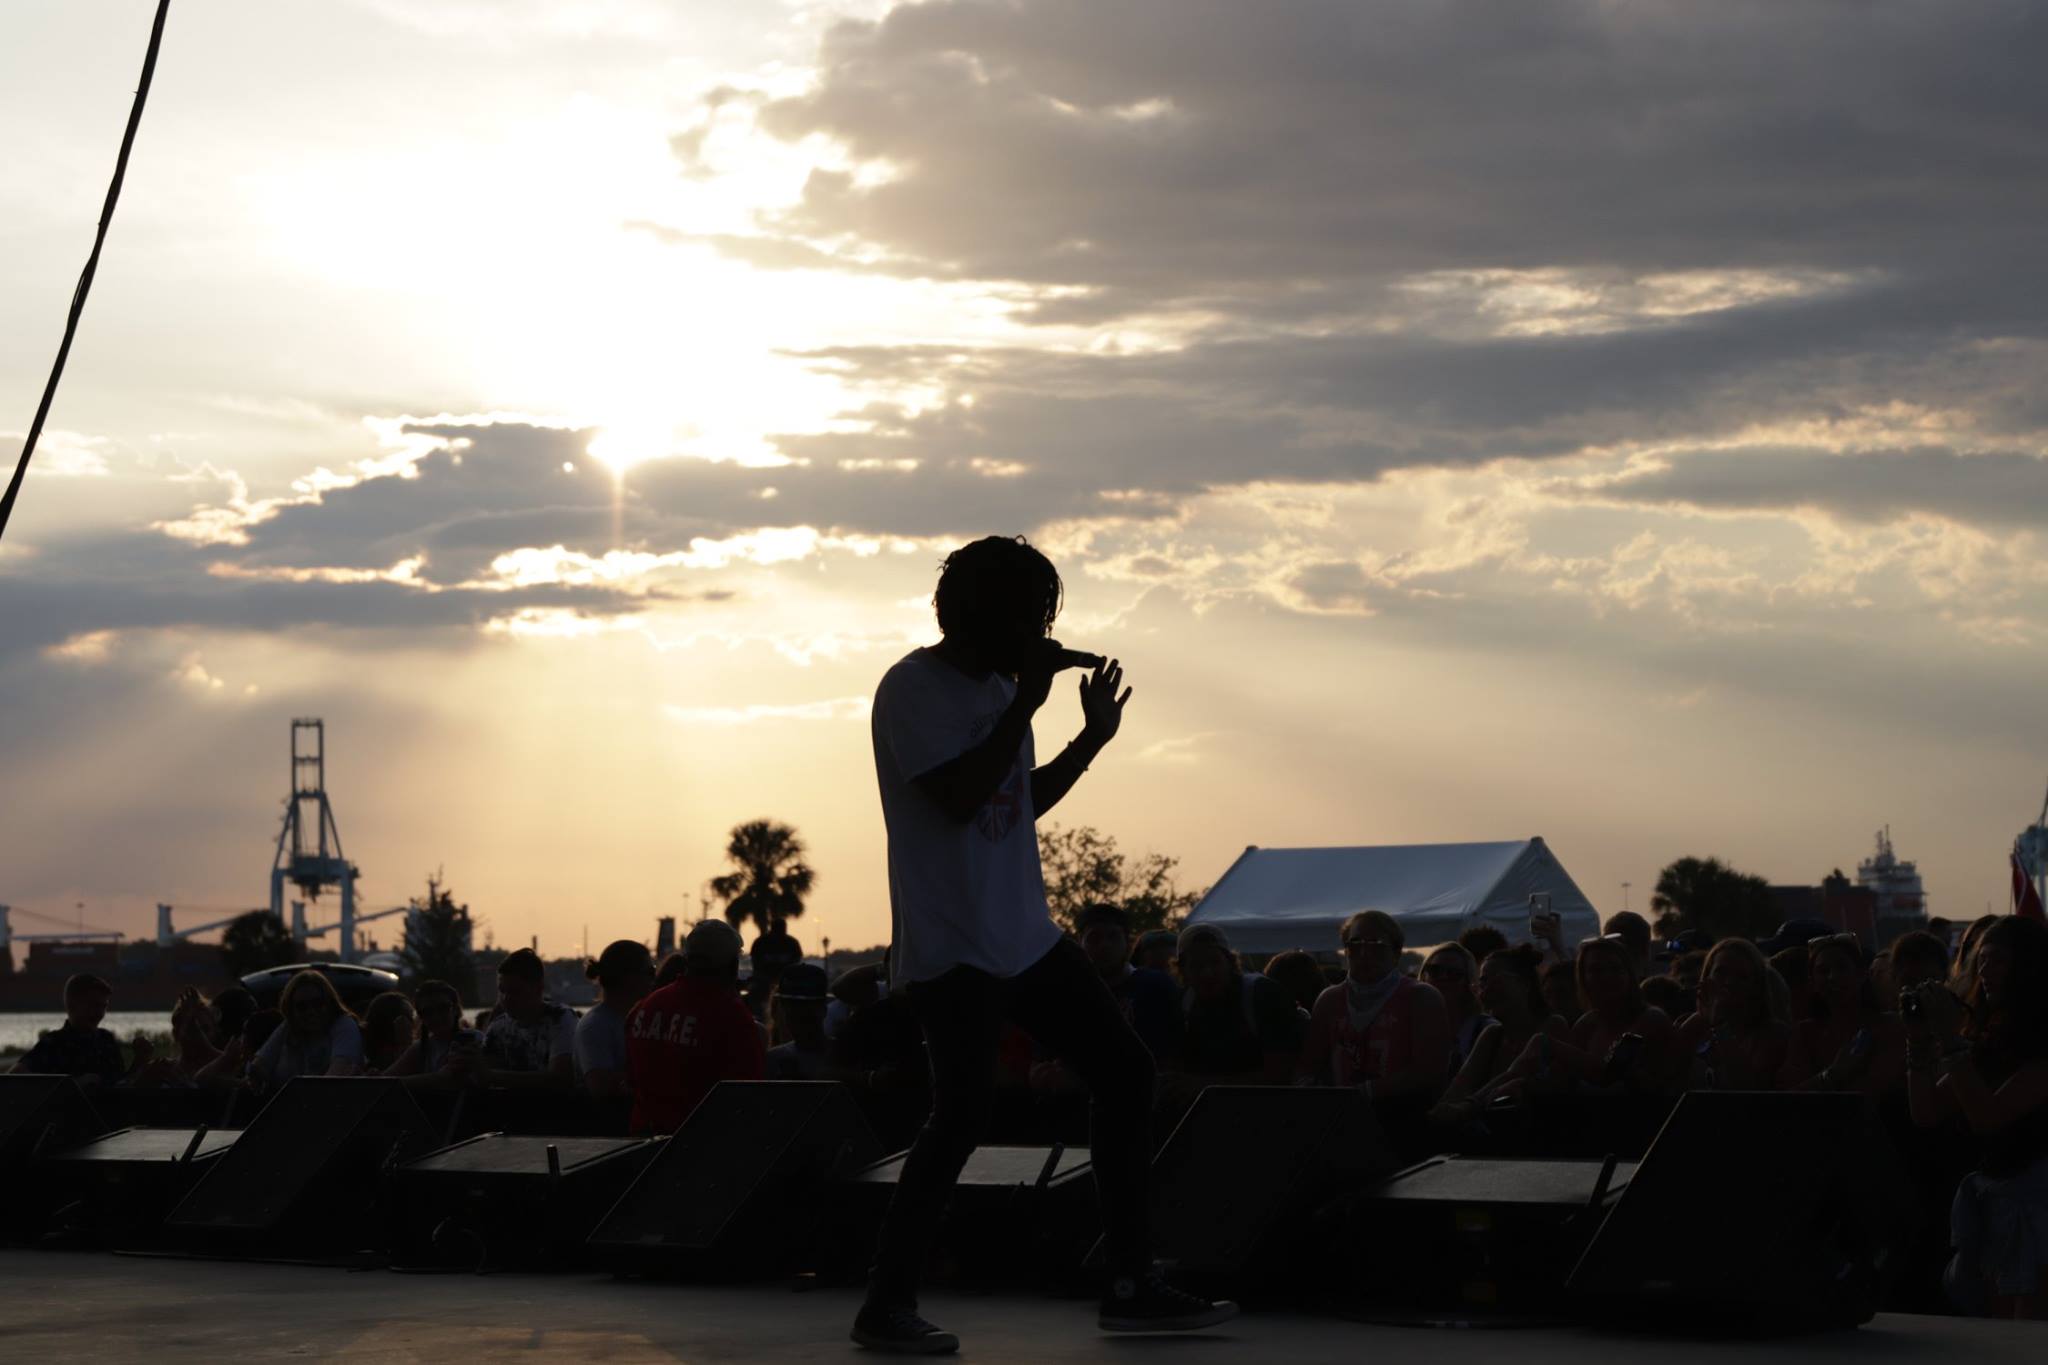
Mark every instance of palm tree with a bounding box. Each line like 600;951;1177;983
710;819;814;944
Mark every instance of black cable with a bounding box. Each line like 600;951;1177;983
0;0;172;543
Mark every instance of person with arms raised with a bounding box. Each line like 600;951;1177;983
853;535;1234;1355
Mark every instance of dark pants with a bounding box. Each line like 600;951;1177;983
868;936;1156;1305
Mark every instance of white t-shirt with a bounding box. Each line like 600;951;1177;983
872;647;1061;986
253;1015;364;1086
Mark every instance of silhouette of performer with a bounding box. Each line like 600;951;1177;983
852;535;1236;1354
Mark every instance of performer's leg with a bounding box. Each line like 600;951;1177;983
1010;937;1155;1279
866;964;1003;1309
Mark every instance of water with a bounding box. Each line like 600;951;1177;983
0;1011;172;1052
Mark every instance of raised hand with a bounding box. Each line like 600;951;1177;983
1078;657;1132;748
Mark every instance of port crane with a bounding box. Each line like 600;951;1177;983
0;904;125;954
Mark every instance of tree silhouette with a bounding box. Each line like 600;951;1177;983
1038;823;1205;936
711;819;814;943
219;910;298;979
1651;855;1778;942
402;873;477;998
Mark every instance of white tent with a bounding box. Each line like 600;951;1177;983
1184;838;1601;956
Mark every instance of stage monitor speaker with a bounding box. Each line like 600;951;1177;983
1149;1085;1391;1287
0;1076;109;1238
1567;1091;1896;1331
587;1081;880;1274
848;1144;1098;1280
39;1126;241;1246
1352;1154;1634;1319
168;1078;436;1257
390;1132;658;1269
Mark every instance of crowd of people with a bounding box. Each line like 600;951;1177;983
10;902;2046;1318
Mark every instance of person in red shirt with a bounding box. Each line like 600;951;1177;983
625;919;765;1134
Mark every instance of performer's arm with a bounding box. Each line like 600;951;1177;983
917;691;1044;822
1031;659;1130;816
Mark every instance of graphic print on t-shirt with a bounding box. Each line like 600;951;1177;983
966;706;1026;842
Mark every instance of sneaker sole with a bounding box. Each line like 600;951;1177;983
849;1326;961;1355
1100;1301;1240;1333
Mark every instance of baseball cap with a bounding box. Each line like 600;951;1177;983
1177;922;1231;958
683;919;743;971
774;963;829;1001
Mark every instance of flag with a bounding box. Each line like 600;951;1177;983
2014;844;2046;922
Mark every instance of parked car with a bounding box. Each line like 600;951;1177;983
239;962;400;1014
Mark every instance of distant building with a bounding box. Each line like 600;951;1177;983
1857;827;1928;945
0;939;234;1009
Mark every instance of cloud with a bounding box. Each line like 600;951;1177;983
706;1;2048;320
1559;446;2048;530
663;695;871;726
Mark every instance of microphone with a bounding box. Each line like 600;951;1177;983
1049;643;1105;671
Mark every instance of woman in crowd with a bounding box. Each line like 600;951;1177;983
384;979;482;1085
1169;924;1305;1087
1421;943;1486;1076
359;992;417;1075
1432;944;1567;1122
1908;915;2048;1318
1299;911;1449;1107
577;939;657;1100
247;971;364;1088
1782;935;1905;1099
1675;938;1789;1090
166;986;222;1080
1951;915;2002;1001
1495;935;1675;1094
1890;930;1951;992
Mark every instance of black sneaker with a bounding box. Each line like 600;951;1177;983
850;1302;960;1355
1099;1271;1240;1332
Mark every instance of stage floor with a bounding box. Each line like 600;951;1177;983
0;1251;2039;1362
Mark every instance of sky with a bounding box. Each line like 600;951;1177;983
4;0;2047;958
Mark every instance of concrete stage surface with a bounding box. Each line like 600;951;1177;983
0;1251;2040;1362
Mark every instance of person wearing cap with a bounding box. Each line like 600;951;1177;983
624;919;765;1134
766;963;835;1081
856;535;1235;1354
577;939;657;1101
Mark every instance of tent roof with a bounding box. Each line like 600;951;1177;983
1185;838;1600;955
